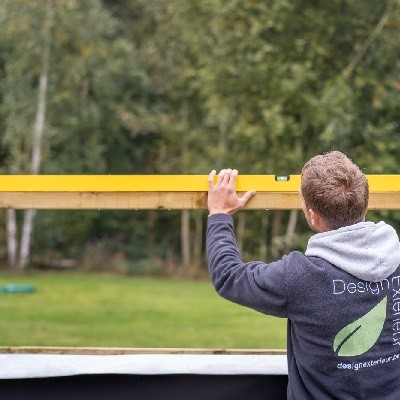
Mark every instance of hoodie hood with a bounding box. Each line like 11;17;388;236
305;221;400;282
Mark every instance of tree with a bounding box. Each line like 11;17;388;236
0;0;153;268
1;0;399;271
19;0;53;269
0;0;54;268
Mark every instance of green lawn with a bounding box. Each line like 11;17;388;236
0;273;286;349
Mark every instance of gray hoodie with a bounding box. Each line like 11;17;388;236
207;214;400;399
306;221;400;282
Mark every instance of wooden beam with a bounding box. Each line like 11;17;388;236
0;192;301;210
0;346;286;356
0;175;399;210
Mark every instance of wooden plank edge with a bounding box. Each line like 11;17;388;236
0;346;287;356
0;191;399;210
0;192;301;210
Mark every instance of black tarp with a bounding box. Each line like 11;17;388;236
0;374;288;400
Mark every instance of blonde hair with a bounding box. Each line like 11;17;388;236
301;151;369;229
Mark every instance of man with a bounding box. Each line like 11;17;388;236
206;151;400;399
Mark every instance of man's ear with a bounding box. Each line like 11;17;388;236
309;209;317;226
309;209;331;232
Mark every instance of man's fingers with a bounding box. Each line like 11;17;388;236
208;170;216;189
228;169;238;188
222;168;232;185
239;190;257;206
213;168;238;189
216;169;226;187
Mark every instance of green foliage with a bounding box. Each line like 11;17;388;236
1;0;400;268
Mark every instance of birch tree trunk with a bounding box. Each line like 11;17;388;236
191;212;203;277
6;209;18;268
19;210;36;268
259;213;269;260
270;211;283;259
284;209;299;254
181;209;191;268
19;0;53;269
146;210;157;257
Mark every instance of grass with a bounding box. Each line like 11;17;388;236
0;273;287;349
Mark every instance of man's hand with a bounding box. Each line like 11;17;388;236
207;169;256;215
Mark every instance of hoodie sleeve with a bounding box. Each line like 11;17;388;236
206;213;288;318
